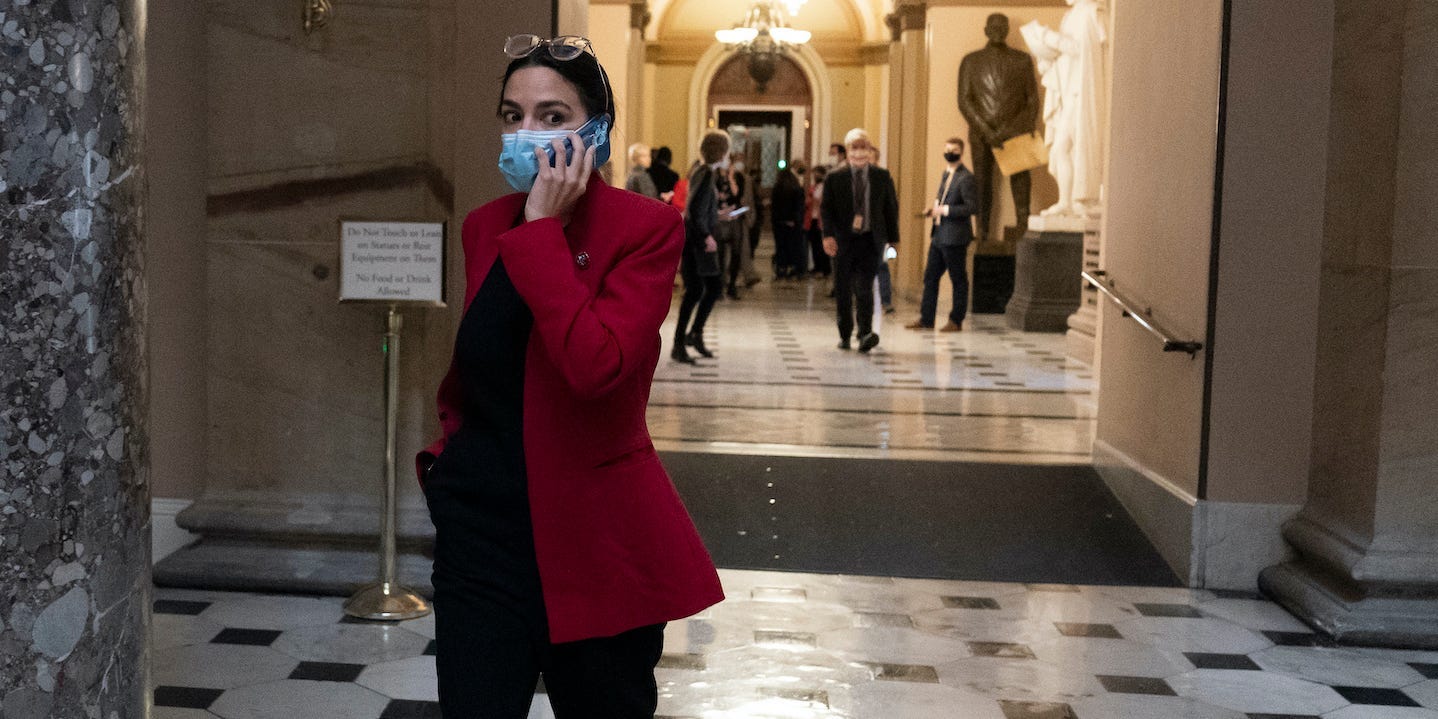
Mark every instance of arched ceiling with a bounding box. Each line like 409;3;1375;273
650;0;891;43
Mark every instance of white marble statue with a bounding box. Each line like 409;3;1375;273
1021;0;1107;219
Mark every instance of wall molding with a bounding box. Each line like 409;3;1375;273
1094;439;1197;583
152;497;200;563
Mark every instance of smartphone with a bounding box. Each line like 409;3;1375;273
545;115;610;167
884;245;898;261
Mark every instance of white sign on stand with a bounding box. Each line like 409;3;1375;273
339;220;447;305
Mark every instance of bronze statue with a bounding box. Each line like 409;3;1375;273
958;13;1039;241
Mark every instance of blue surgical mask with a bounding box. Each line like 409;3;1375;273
497;114;613;193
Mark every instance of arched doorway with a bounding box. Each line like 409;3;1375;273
707;51;813;188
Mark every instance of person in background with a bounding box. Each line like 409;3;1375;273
647;145;679;205
769;163;806;280
625;143;658;199
821;128;899;354
827;142;847;169
743;161;764;288
417;33;723;718
870;145;895;315
909;136;979;332
714;152;748;300
805;164;831;280
672;130;730;363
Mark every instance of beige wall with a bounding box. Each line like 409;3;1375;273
1205;0;1331;506
588;4;632;174
826;65;870;149
1094;0;1224;499
649;62;697;167
923;5;1066;241
146;0;209;499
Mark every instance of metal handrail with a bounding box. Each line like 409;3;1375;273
1082;270;1204;356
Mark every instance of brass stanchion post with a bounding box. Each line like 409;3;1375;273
344;305;431;620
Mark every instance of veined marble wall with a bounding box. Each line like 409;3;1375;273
0;0;150;715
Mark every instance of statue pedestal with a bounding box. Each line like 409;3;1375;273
1066;225;1102;363
971;226;1023;314
1004;215;1092;332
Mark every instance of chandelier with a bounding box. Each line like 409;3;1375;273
715;1;811;92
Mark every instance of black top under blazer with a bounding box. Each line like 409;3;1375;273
684;164;718;251
931;165;979;248
819;164;900;256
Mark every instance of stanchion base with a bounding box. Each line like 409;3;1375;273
343;581;431;621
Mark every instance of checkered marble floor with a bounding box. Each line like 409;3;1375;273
151;572;1438;718
653;274;1095;464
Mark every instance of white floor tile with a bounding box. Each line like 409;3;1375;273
1251;646;1429;688
153;644;298;690
270;622;430;664
1167;668;1348;715
355;656;437;701
208;679;389;719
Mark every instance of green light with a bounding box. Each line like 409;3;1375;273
778;160;788;170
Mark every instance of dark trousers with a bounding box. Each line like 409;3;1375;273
429;483;665;718
920;240;970;327
676;246;720;343
834;240;879;341
806;225;831;276
717;220;743;293
970;129;1032;241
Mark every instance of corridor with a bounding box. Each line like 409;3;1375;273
150;276;1438;718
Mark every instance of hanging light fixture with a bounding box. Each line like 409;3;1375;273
715;0;811;92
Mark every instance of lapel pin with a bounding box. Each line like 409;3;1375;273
575;251;590;269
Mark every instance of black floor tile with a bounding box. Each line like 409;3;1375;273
968;641;1036;659
423;639;437;656
998;700;1078;719
758;687;828;707
381;699;442;719
153;599;210;616
1261;630;1328;647
1330;686;1420;707
1096;675;1176;696
153;686;225;709
942;596;1001;610
859;662;940;683
1184;652;1262;671
657;653;707;671
1246;714;1321;719
855;612;913;628
289;661;366;682
1054;622;1123;639
755;630;817;648
210;628;284;646
1133;603;1204;618
1410;662;1438;679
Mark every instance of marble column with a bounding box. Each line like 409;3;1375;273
884;0;929;300
0;0;150;716
1260;0;1438;648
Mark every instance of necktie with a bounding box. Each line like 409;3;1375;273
935;170;952;227
854;169;867;229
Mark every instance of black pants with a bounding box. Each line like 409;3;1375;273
675;245;721;343
429;479;665;718
806;226;831;276
970;129;1032;241
920;240;970;327
834;241;878;341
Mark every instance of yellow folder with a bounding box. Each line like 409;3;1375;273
991;132;1049;176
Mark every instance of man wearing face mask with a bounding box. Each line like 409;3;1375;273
909;137;979;332
821;128;899;353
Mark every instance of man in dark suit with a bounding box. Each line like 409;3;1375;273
822;128;900;353
908;137;979;332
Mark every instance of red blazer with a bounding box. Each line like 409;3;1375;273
417;175;724;643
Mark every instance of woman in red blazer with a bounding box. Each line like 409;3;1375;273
415;34;723;718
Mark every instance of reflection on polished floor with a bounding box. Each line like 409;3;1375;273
151;272;1438;718
652;275;1095;465
151;575;1438;719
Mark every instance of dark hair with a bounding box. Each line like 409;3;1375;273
812;164;828;180
830;143;846;158
500;46;615;123
699;130;731;165
946;137;966;153
653;146;673;165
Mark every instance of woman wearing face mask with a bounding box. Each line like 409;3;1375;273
416;34;724;718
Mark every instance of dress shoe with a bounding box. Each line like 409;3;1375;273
939;321;962;333
905;320;934;330
837;339;852;351
670;344;696;364
686;331;714;358
858;332;880;353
